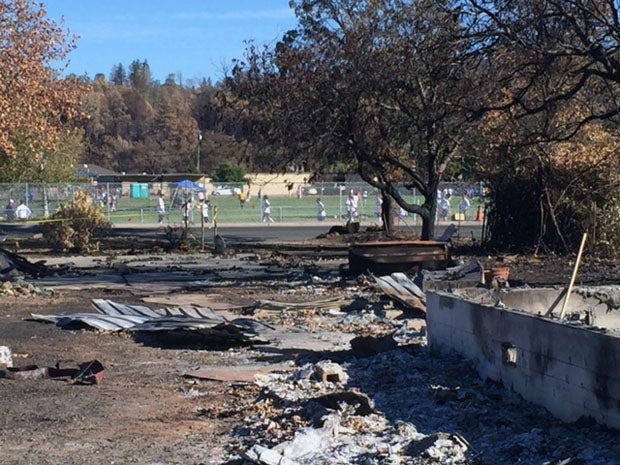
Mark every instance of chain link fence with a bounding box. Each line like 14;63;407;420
0;180;486;226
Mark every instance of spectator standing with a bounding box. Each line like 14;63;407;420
262;195;274;223
5;199;15;220
375;195;383;223
316;198;326;221
110;188;118;212
346;191;359;221
398;206;408;223
157;192;166;224
15;200;31;220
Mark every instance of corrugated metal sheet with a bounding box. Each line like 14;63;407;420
29;300;272;343
91;299;224;320
29;313;148;331
373;273;426;312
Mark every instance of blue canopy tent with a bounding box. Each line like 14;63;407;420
170;180;206;208
176;179;200;189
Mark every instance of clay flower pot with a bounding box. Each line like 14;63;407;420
489;266;510;280
483;266;510;283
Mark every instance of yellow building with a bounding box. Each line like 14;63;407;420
205;173;311;197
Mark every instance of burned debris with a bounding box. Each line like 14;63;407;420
1;359;104;384
348;240;451;276
29;299;273;346
0;247;71;279
2;233;619;465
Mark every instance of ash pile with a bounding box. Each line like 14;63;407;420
213;273;619;465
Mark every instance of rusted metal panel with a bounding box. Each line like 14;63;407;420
1;360;104;384
348;240;451;275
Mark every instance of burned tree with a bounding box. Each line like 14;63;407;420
223;0;484;239
462;0;620;254
464;0;620;125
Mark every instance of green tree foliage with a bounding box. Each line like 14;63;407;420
0;129;83;183
110;63;127;86
211;163;247;182
129;59;152;94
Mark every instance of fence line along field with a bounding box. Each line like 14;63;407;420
0;181;485;226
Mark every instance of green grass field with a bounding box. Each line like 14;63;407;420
6;191;483;225
105;193;383;225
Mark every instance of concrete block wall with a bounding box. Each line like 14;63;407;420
500;286;620;329
427;291;620;430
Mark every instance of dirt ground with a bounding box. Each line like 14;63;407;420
0;233;356;465
0;288;260;464
0;232;618;465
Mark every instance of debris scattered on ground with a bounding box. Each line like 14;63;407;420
0;278;54;297
1;359;104;384
29;299;273;345
252;296;352;315
3;235;620;464
185;363;295;383
0;247;71;279
348;240;452;276
350;333;398;358
225;342;619;465
372;273;426;312
0;345;12;367
422;259;483;282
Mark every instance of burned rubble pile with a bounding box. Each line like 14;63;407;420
3;236;620;464
188;266;618;465
0;247;65;296
221;318;619;465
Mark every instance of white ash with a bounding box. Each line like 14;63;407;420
231;338;619;465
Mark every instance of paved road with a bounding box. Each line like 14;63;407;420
1;220;484;244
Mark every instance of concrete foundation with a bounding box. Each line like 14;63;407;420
427;286;620;430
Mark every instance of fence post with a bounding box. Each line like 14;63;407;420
107;182;111;221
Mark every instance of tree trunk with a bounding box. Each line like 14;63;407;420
421;213;434;240
382;193;395;234
420;192;437;240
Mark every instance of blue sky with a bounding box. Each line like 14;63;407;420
44;0;299;84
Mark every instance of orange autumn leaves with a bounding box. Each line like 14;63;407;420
478;103;620;180
0;0;85;160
